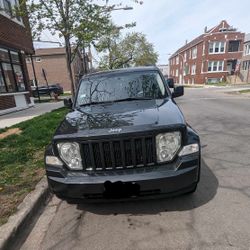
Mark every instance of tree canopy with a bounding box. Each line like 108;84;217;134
96;30;158;69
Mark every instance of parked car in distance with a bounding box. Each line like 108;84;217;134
32;83;64;97
45;66;200;202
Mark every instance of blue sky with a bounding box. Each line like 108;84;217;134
38;0;250;65
110;0;250;64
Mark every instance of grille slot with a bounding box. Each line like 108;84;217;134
81;136;155;171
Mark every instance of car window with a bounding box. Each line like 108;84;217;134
76;71;167;106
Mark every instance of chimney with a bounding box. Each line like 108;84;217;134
185;40;188;45
204;26;208;33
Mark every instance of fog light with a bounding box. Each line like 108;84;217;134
45;156;63;166
178;143;199;156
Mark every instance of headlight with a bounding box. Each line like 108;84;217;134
178;143;199;156
156;132;181;163
57;142;82;170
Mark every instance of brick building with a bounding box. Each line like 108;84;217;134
157;64;169;78
169;20;245;84
240;33;250;83
0;0;34;115
26;47;84;92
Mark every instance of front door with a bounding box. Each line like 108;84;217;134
227;60;237;75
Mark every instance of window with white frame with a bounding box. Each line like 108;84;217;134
184;65;189;76
191;64;196;75
209;41;225;54
192;47;197;59
184;52;187;62
176;56;179;65
1;0;23;22
208;61;224;72
244;44;250;55
201;61;205;73
242;60;250;70
176;69;178;77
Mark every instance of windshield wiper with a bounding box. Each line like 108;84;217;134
112;97;154;103
77;97;154;107
78;100;114;107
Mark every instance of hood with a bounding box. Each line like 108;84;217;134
54;99;185;139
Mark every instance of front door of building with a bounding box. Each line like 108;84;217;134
227;60;237;75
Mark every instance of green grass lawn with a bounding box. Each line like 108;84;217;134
0;108;68;225
239;89;250;94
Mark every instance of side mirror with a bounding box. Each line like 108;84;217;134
64;98;73;108
167;78;174;88
172;86;184;98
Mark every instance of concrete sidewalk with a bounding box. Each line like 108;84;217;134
0;102;64;129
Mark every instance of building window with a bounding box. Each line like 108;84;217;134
209;41;225;54
192;47;197;59
176;69;178;77
0;66;7;93
208;61;224;72
0;47;26;93
184;52;187;62
13;65;25;91
242;60;250;70
184;65;189;76
244;44;250;55
3;0;12;16
26;57;31;63
0;48;9;61
176;56;179;65
202;43;205;55
191;64;196;75
35;57;42;62
201;61;205;73
2;63;16;92
228;41;240;52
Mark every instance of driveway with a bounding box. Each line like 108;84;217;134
21;87;250;250
0;102;64;129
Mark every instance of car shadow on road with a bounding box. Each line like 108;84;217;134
77;158;218;215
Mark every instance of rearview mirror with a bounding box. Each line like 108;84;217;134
64;98;73;108
172;86;184;98
167;78;174;88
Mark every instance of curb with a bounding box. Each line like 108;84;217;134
0;177;50;250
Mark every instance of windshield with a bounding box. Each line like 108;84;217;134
76;71;167;106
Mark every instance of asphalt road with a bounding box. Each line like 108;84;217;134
20;87;250;250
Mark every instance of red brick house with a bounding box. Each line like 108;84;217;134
240;33;250;83
26;47;84;92
169;20;245;84
0;0;34;115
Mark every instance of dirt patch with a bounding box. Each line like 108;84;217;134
0;169;44;226
0;128;22;140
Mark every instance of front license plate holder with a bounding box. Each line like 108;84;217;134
103;181;140;198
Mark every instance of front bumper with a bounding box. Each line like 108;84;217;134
46;153;200;201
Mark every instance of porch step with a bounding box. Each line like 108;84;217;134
226;75;244;84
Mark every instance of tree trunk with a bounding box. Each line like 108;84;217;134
64;36;76;97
